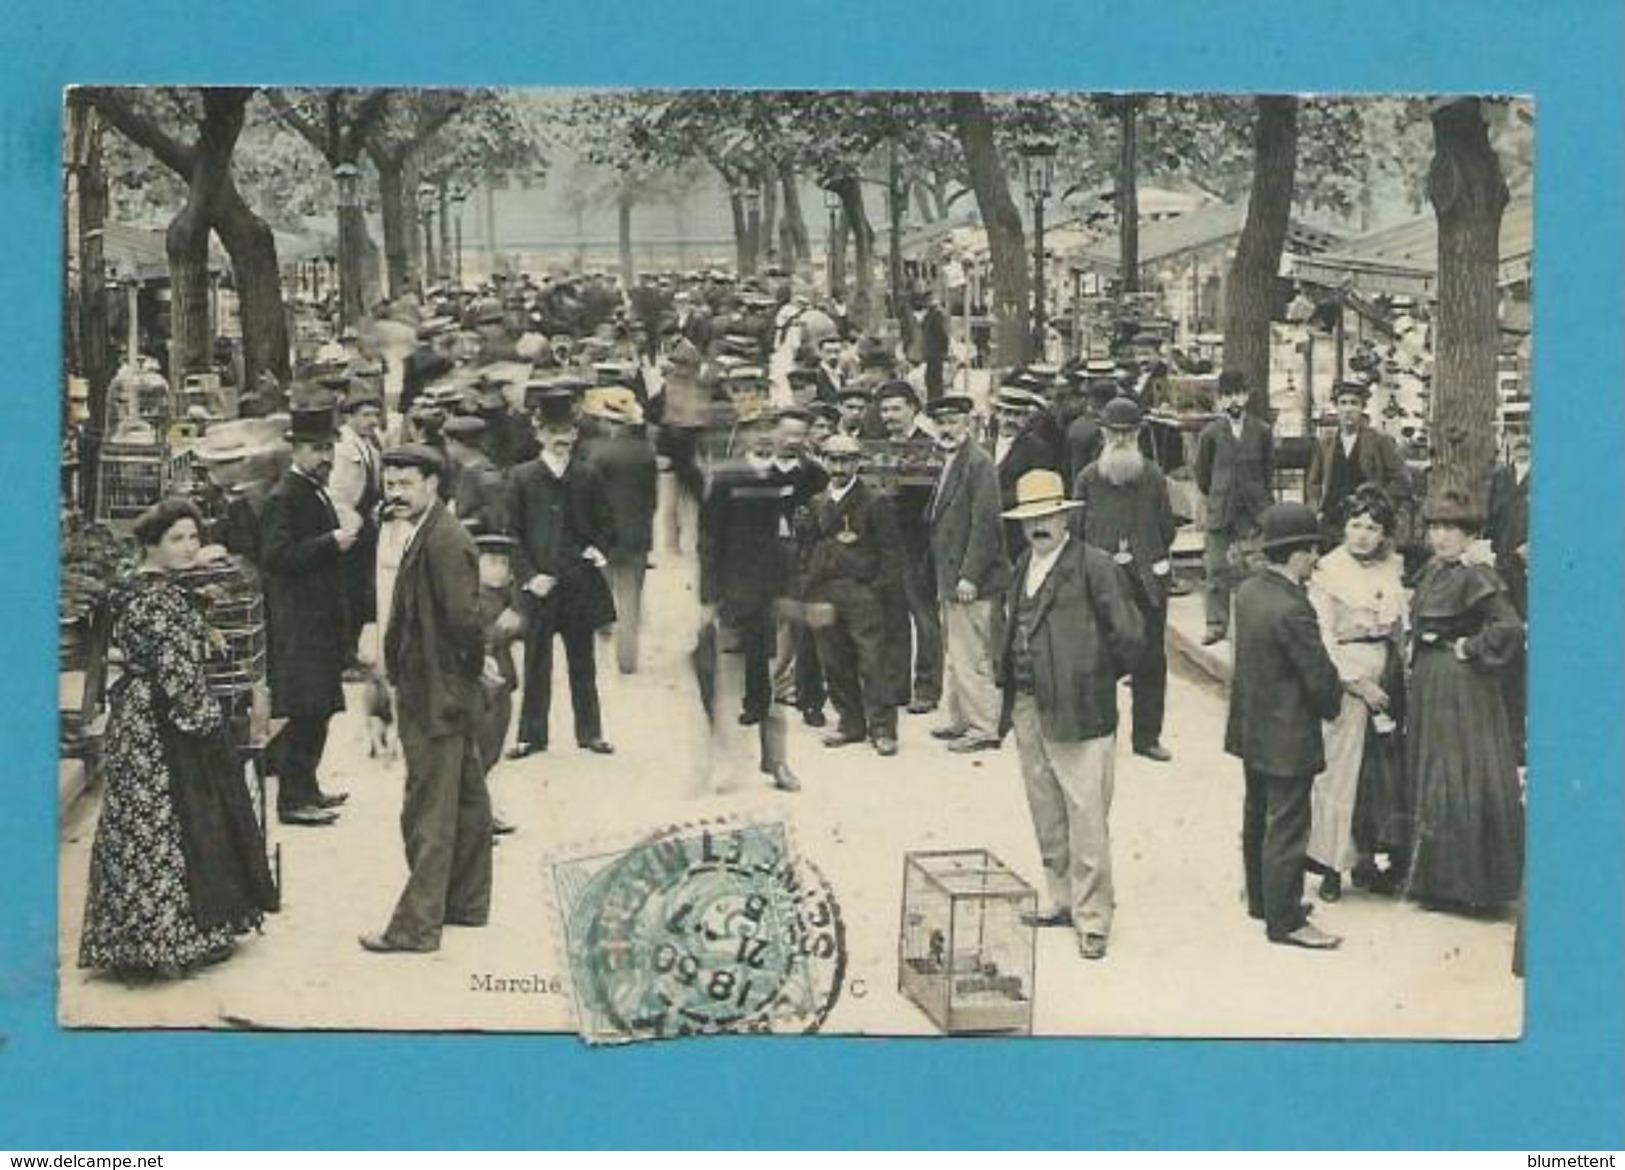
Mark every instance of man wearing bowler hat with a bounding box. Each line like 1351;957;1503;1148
1303;380;1411;538
1226;501;1345;950
1072;397;1180;762
361;444;493;954
996;469;1143;960
1194;368;1275;644
260;396;356;827
505;387;618;757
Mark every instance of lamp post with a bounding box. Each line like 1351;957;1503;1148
416;181;438;294
822;186;843;296
450;184;467;289
1019;134;1057;361
333;160;362;328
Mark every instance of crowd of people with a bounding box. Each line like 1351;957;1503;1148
74;265;1529;979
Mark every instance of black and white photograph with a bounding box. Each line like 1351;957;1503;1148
57;87;1530;1037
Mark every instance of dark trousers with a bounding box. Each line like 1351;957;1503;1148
1130;600;1168;750
267;714;331;812
606;559;647;675
796;627;826;713
815;587;896;740
925;356;946;402
518;604;602;748
1242;767;1314;940
900;558;944;705
732;604;775;719
384;717;493;949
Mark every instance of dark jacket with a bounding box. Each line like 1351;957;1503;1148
798;478;905;603
996;538;1144;742
482;408;541;471
450;455;509;536
921;306;950;360
1224;567;1344;776
584;431;660;563
1194;414;1275;532
260;468;347;718
385;501;485;737
698;459;797;613
928;441;1010;600
1303;424;1410;519
506;455;618;632
1063;415;1104;487
996;413;1065;558
1072;461;1179;607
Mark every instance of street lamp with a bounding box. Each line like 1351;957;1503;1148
1019;134;1058;359
822;186;843;296
416;181;438;293
333;161;362;328
449;184;468;289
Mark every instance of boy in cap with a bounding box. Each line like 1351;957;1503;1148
1226;501;1345;949
996;469;1143;960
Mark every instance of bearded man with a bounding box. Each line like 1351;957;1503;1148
1072;397;1180;762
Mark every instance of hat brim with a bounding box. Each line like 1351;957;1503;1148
1260;532;1327;553
1000;498;1083;521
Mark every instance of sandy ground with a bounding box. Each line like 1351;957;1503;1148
58;498;1521;1040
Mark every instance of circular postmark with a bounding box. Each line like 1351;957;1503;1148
566;823;845;1041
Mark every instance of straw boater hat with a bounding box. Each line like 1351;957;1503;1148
580;386;645;426
1001;469;1083;521
821;433;863;459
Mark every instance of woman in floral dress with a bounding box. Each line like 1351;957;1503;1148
78;498;277;978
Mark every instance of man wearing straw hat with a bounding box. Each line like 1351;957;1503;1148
996;469;1143;960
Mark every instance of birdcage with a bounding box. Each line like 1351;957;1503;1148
175;558;268;748
898;849;1038;1035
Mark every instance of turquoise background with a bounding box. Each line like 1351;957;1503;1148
2;0;1620;1149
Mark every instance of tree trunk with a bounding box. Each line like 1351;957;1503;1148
166;204;213;384
616;187;635;289
830;174;876;330
1427;97;1509;509
950;91;1030;367
69;99;112;514
778;161;811;263
759;172;777;269
213;181;290;399
831;207;848;297
1118;98;1141;294
727;188;750;276
1223;95;1298;419
376;155;411;299
437;185;452;283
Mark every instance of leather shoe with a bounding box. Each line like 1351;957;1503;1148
1079;933;1108;960
1020;908;1074;929
1318;872;1343;903
946;736;1000;754
505;742;543;760
800;707;827;728
872;736;899;757
1133;743;1173;763
578;739;615;755
906;700;938;715
1201;628;1227;646
930;725;968;741
738;708;764;727
822;730;866;749
767;764;801;792
316;790;350;808
358;932;436;954
278;805;338;827
1271;923;1342;950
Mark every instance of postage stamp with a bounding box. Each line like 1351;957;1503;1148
551;818;846;1043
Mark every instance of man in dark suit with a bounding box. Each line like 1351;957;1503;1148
360;445;493;954
875;380;943;716
996;469;1143;961
1194;368;1275;644
697;410;801;791
1303;382;1411;537
1226;502;1345;950
260;401;355;827
993;379;1065;561
763;407;831;726
473;380;541;471
921;289;951;403
580;387;659;676
799;435;907;757
925;395;1009;752
505;391;618;757
1073;398;1180;762
442;416;509;535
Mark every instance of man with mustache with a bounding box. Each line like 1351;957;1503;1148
1072;397;1180;762
1194;369;1275;645
996;469;1143;960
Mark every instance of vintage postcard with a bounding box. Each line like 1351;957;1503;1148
57;87;1529;1038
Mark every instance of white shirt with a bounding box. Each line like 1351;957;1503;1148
994;434;1014;467
1024;532;1070;598
1339;429;1360;457
1228;415;1247;442
540;452;571;480
828;478;858;505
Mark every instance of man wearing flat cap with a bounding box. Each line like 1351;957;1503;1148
331;388;386;669
1194;368;1275;644
1072;397;1180;762
1303;381;1411;538
996;469;1143;960
505;390;618;757
360;444;493;954
1226;501;1345;950
260;399;357;827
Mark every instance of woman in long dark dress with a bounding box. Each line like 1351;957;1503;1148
79;499;277;978
1404;488;1524;912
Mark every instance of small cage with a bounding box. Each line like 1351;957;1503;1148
96;443;170;520
899;849;1037;1035
176;559;268;748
